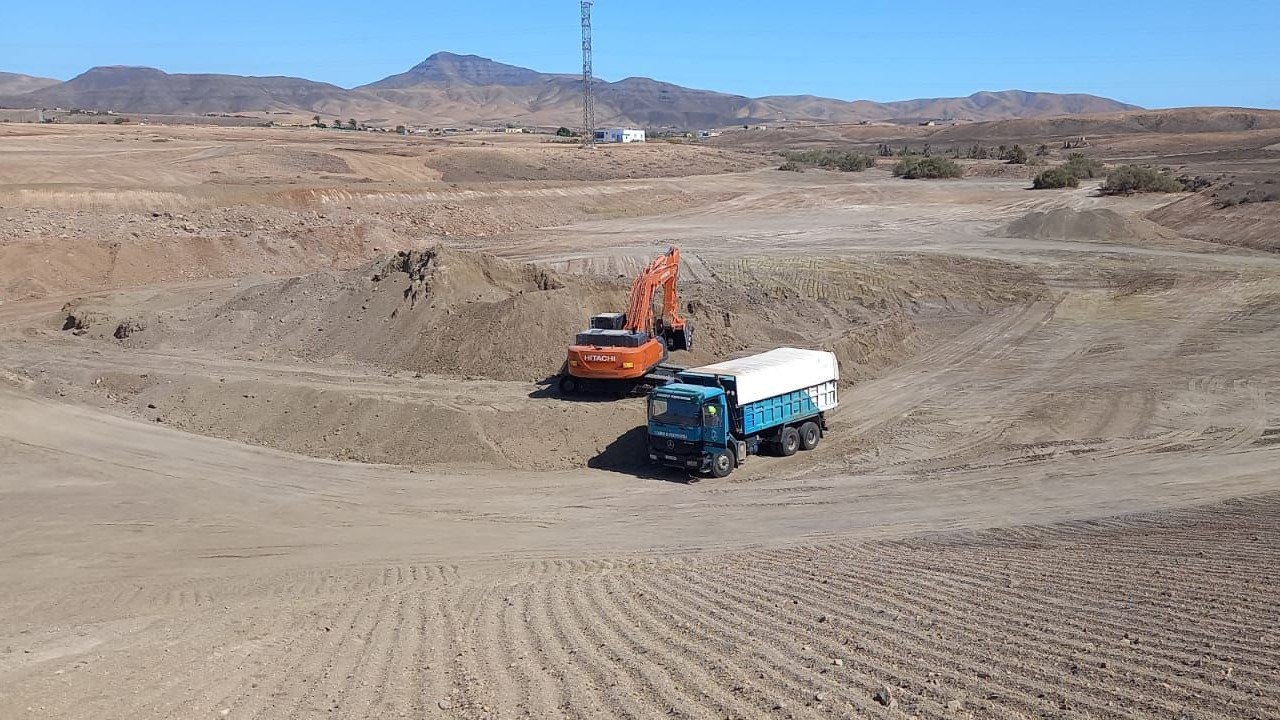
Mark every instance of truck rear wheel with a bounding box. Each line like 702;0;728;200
709;449;734;478
799;421;821;450
779;427;800;456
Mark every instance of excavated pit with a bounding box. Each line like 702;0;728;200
41;246;1047;471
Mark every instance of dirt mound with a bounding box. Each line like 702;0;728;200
996;208;1162;243
116;247;627;382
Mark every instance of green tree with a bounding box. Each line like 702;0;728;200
556;126;573;137
347;118;358;130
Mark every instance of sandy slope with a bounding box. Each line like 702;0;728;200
1;125;1278;719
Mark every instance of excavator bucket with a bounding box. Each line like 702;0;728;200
662;323;694;351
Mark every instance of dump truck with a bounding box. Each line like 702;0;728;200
646;347;839;478
559;247;692;395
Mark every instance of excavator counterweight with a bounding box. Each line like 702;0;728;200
559;247;692;395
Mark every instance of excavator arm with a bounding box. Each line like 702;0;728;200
624;247;687;339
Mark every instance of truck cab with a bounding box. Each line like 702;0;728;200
646;348;839;479
646;383;733;476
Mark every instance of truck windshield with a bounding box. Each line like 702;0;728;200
649;396;700;427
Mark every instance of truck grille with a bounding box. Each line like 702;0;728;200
650;437;701;456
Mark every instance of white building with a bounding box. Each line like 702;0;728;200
594;127;645;144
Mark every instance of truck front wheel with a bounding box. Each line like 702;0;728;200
799;421;821;450
779;427;800;456
710;449;734;478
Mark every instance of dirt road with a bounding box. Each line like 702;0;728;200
1;128;1278;718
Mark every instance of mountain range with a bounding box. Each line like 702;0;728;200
0;52;1142;128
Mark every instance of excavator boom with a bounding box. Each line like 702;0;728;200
624;247;686;336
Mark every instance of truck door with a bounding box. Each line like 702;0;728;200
702;399;728;448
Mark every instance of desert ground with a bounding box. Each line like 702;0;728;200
1;120;1278;719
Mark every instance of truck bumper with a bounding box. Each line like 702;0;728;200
648;450;709;471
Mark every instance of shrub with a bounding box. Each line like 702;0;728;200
834;153;875;172
892;155;963;179
779;149;875;172
1101;165;1183;195
555;126;573;137
1063;153;1105;179
778;161;804;172
1032;168;1080;189
1006;144;1028;164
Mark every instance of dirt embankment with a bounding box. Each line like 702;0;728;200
1149;186;1280;253
422;143;769;183
37;248;1047;471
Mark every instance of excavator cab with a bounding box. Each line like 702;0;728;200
560;248;693;395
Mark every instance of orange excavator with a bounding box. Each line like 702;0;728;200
559;246;693;395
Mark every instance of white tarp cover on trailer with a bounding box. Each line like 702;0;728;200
685;347;839;405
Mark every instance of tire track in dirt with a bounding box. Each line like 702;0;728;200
638;564;888;718
763;555;1226;717
546;577;649;718
629;569;859;718
575;571;762;719
502;580;564;718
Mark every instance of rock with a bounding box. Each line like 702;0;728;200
62;313;90;331
873;685;896;707
945;699;964;711
114;319;145;339
438;699;453;710
832;658;844;667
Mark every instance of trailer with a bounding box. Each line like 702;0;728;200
646;348;838;478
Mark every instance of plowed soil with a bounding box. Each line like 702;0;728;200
1;124;1278;719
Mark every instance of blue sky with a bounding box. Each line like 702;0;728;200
2;1;1276;108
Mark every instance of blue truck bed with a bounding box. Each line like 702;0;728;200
738;380;838;435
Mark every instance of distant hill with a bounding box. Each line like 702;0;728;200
357;53;1141;127
1;53;1143;127
0;71;59;97
0;66;409;119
